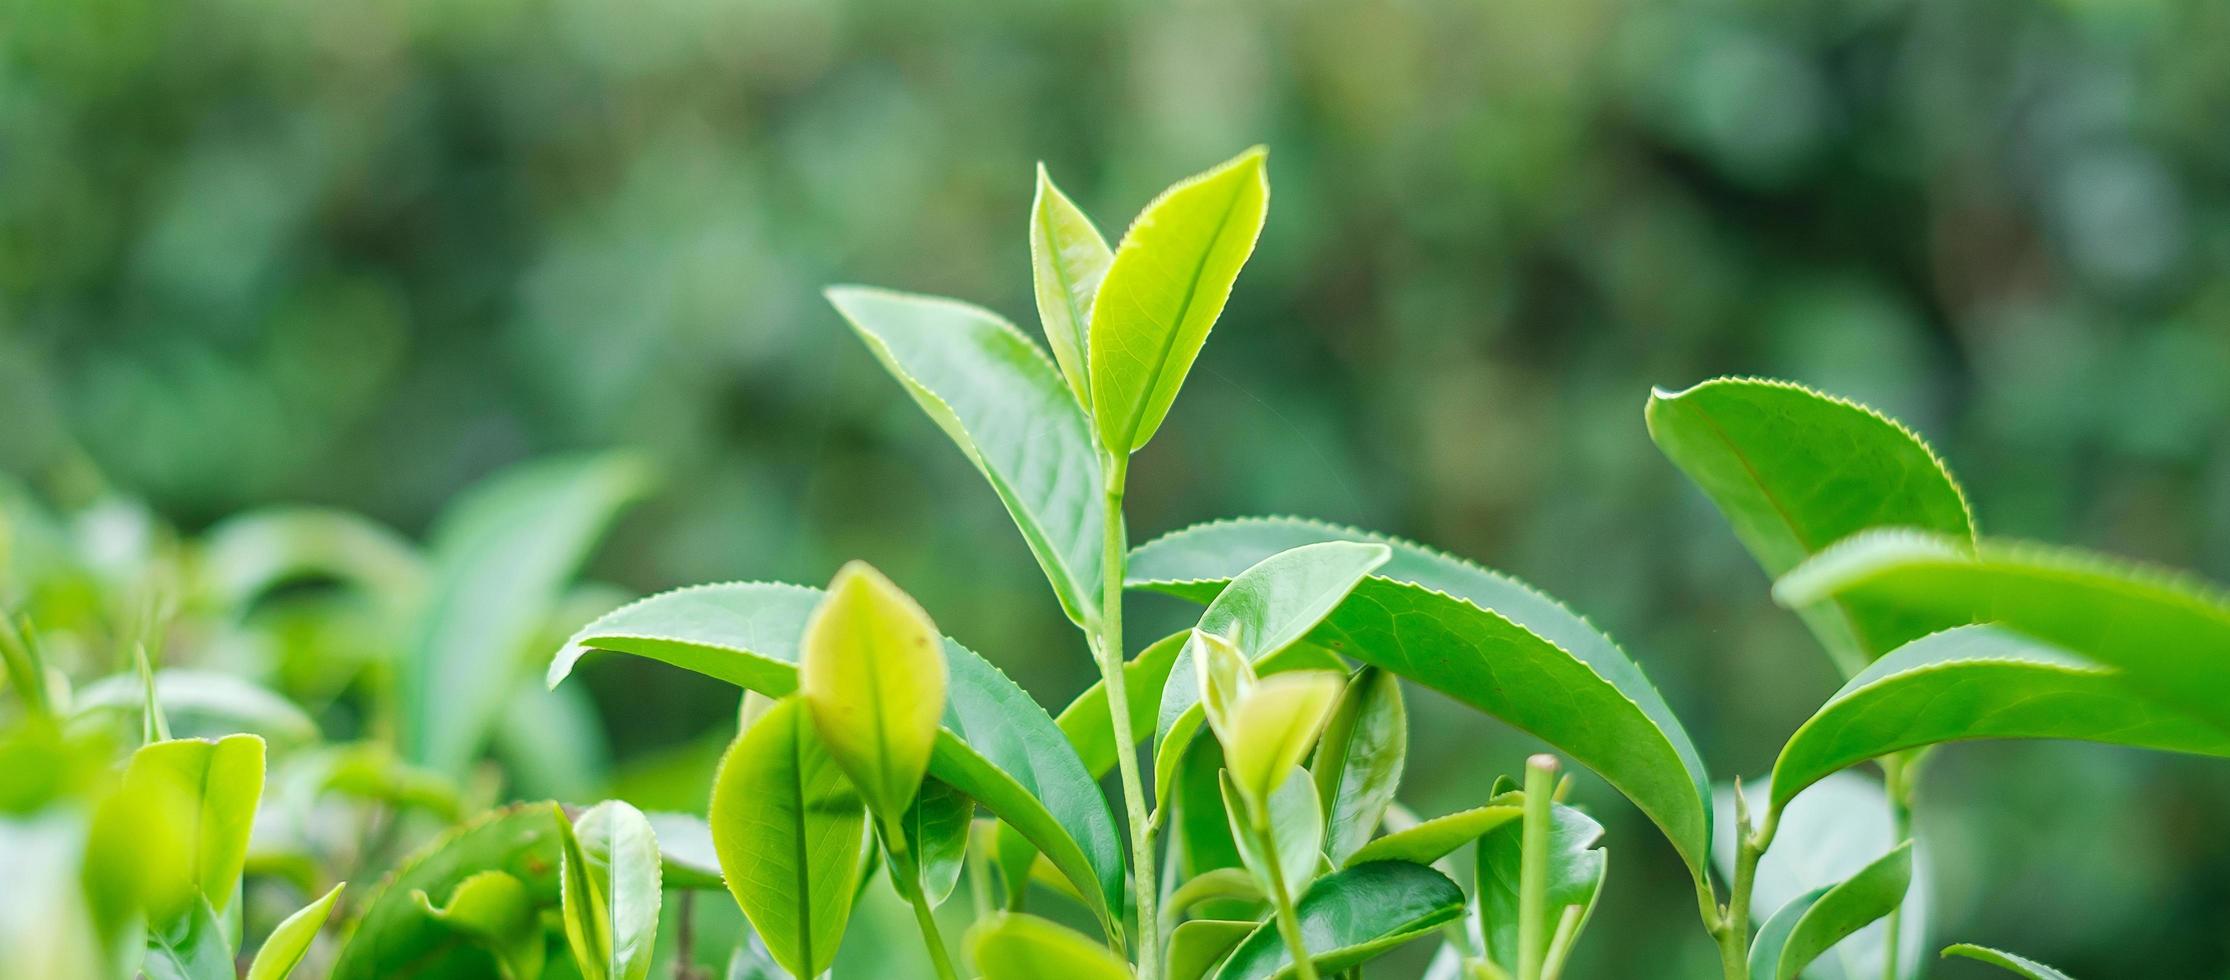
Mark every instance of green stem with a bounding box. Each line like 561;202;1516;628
1251;811;1320;980
1879;757;1917;980
1517;755;1556;980
883;817;960;980
1099;453;1159;974
1710;781;1777;980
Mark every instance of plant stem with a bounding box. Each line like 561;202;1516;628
1518;755;1557;980
1098;453;1160;974
882;818;960;980
1879;756;1916;980
1709;782;1780;980
1251;811;1321;980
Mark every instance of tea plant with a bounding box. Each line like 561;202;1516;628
3;149;2228;980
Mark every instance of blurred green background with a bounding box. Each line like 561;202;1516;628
5;0;2229;975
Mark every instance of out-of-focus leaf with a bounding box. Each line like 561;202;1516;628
968;913;1133;980
1718;774;1926;980
1311;666;1405;865
884;778;972;908
331;806;564;980
551;582;1124;935
709;697;865;979
1940;944;2077;979
1771;625;2230;811
401;452;649;778
800;562;947;820
1342;804;1520;869
1474;798;1605;974
560;801;661;980
645;812;722;890
1213;861;1462;979
1647;378;1975;672
1222;768;1323;903
492;678;612;803
197;506;425;612
72;669;318;745
1777;530;2230;736
1165;867;1263;921
122;733;265;923
1030;164;1114;410
827;286;1105;626
413;870;544;980
1131;517;1713;882
1749;842;1913;980
244;881;345;980
1089;146;1271;453
142;896;230;980
1167;919;1257;980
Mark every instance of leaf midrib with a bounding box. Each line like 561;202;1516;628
1113;175;1251;447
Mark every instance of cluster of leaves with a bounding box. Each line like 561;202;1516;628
4;149;2228;979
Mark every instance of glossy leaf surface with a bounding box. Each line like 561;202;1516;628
828;285;1106;625
1130;517;1712;879
1342;804;1519;868
244;881;345;980
1940;944;2076;979
1168;919;1257;980
1777;529;2230;735
968;914;1134;980
1311;666;1406;865
1030;164;1114;408
885;778;973;908
1213;861;1463;979
1772;625;2230;810
1088;147;1270;452
1647;378;1974;671
801;561;947;818
709;697;865;980
1749;842;1913;980
1474;797;1605;973
551;581;1124;932
563;801;662;980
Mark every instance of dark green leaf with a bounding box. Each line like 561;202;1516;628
1475;798;1605;973
1213;861;1463;979
331;806;565;980
885;778;973;908
412;870;545;980
1311;666;1406;865
1342;804;1519;869
1168;919;1257;980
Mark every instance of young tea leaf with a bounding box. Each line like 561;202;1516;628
1940;944;2077;980
121;733;265;924
563;801;663;980
1341;804;1520;869
412;870;545;980
1748;842;1913;980
1088;147;1271;453
1212;667;1345;811
709;697;868;980
1311;666;1406;865
1213;861;1464;979
827;286;1108;627
331;805;565;980
1030;164;1114;409
1222;768;1324;904
968;913;1134;980
1646;378;1975;673
244;881;345;980
801;561;948;820
883;778;974;908
1771;625;2230;811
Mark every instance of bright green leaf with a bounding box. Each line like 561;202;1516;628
72;669;318;745
1776;529;2230;736
1342;804;1520;869
244;881;345;980
1088;147;1271;453
801;561;948;819
1168;919;1257;980
1218;669;1345;811
1312;666;1406;865
1646;378;1975;673
709;697;866;980
885;778;973;908
1474;798;1605;974
560;801;662;980
122;733;265;923
330;805;565;980
827;285;1106;626
142;896;230;980
402;452;649;776
1214;861;1463;979
1165;867;1264;921
968;913;1133;980
1030;164;1114;409
1223;767;1324;903
550;582;1125;935
413;870;545;980
1941;944;2077;979
1771;625;2230;811
1130;517;1712;882
1749;842;1914;980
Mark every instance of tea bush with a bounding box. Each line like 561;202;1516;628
2;151;2225;980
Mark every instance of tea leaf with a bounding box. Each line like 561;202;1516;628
1057;630;1189;779
560;801;662;980
882;778;973;908
1718;773;1926;980
1777;529;2230;736
142;895;231;980
1474;798;1605;974
1088;147;1271;453
552;582;1127;934
1165;867;1264;920
643;811;724;891
1213;861;1463;979
709;697;866;980
968;913;1134;980
1342;804;1519;869
1030;164;1114;409
402;452;649;777
1130;517;1713;881
1167;919;1257;980
1311;666;1406;865
331;805;564;980
1771;624;2230;811
122;733;265;923
828;285;1106;626
1646;378;1975;672
1222;768;1324;903
1748;841;1913;980
72;669;318;745
1940;944;2077;979
244;881;345;980
413;870;545;980
801;562;948;819
197;505;425;612
1217;669;1345;811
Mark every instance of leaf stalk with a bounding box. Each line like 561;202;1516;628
1517;755;1556;980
